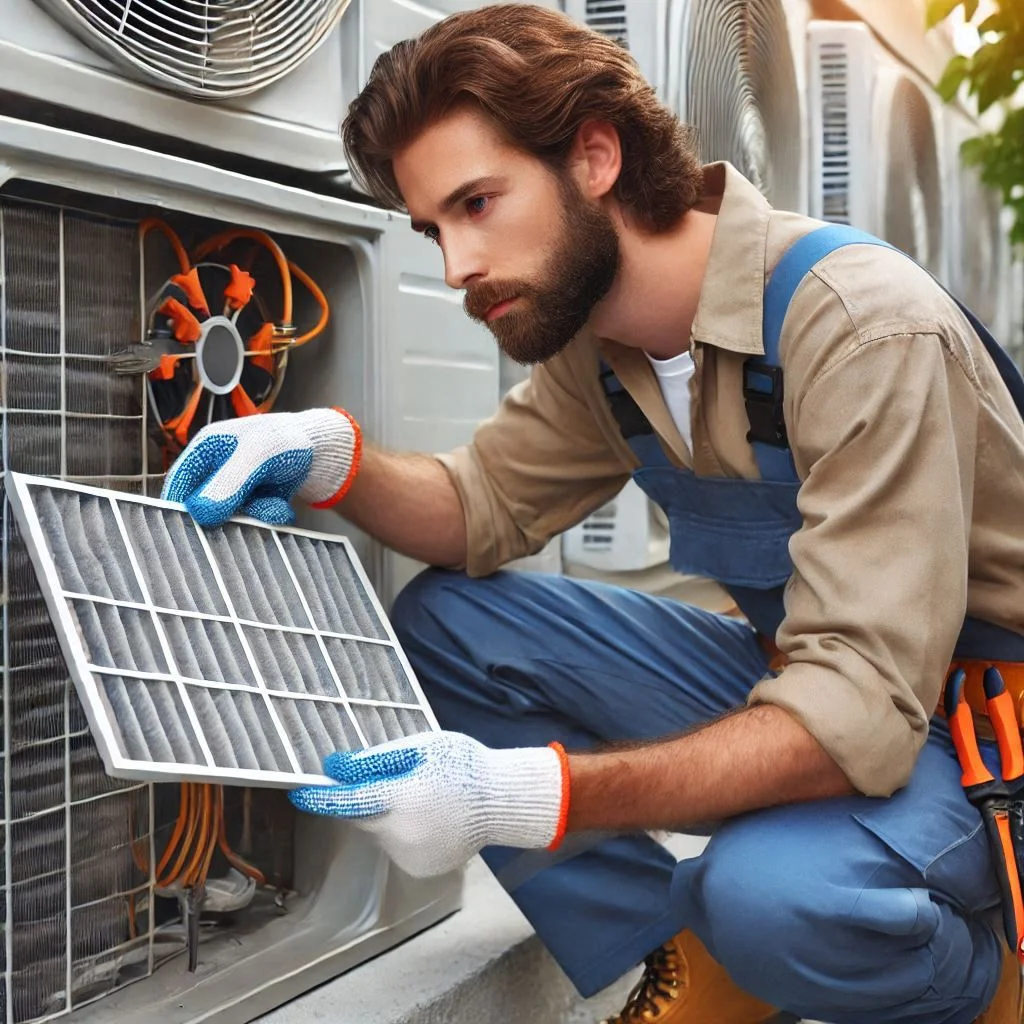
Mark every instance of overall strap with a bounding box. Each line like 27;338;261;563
748;223;1024;481
598;359;673;468
748;225;893;482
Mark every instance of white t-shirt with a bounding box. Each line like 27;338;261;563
645;349;695;455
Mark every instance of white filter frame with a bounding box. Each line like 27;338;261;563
7;471;439;790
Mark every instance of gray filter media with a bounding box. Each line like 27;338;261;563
7;474;438;787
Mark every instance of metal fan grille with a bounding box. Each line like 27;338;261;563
0;197;175;1023
32;0;352;99
669;0;802;210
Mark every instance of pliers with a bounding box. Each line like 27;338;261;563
945;665;1024;961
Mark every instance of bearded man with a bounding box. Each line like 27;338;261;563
163;6;1024;1022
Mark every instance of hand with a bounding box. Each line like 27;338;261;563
161;408;361;527
289;731;570;878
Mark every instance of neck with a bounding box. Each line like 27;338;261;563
588;207;717;359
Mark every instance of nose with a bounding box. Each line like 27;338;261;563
442;231;486;291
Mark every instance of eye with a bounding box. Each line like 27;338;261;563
466;195;490;217
423;225;440;245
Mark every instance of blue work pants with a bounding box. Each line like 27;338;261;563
391;568;1004;1024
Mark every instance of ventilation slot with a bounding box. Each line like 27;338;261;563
816;41;852;224
585;0;629;47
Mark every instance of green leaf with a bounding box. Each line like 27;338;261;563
926;0;962;28
937;55;970;100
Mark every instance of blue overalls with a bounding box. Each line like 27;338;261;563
390;226;1024;1023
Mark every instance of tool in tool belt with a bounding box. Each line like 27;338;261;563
945;665;1024;960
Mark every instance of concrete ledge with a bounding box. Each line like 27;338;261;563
256;858;639;1024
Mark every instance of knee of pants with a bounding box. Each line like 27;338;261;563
390;567;470;650
691;820;972;1017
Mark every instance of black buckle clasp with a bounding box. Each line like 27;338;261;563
743;361;788;449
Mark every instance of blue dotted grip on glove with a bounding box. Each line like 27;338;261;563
163;434;314;527
289;746;425;818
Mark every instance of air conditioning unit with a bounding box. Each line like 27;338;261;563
0;0;545;177
565;0;808;213
562;0;668;100
0;112;502;1024
808;19;948;282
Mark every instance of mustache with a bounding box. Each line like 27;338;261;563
464;280;530;322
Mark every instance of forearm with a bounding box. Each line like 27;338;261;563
566;704;854;833
335;445;468;568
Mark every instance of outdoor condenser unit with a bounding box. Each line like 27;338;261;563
0;113;501;1024
0;0;557;178
808;19;948;282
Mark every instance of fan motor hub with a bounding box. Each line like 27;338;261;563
196;316;245;395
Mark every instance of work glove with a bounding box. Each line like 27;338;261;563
161;408;361;527
288;731;571;878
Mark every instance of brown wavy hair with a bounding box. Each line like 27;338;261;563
342;4;703;233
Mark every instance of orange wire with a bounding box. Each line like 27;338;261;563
287;261;329;347
182;785;215;887
140;218;190;275
156;783;191;880
192;229;293;325
216;791;267;886
159;784;201;888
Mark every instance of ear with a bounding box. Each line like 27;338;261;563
570;120;622;201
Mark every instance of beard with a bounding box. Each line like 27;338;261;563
463;176;620;365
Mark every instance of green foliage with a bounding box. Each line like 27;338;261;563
928;0;1024;250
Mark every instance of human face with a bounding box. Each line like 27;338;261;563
394;106;619;365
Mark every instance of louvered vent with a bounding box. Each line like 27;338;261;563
578;500;617;553
667;0;802;210
815;40;852;224
585;0;629;48
29;0;352;99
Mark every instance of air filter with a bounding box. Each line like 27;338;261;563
30;0;353;99
8;474;438;789
666;0;803;210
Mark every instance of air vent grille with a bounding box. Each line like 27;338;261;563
816;41;852;224
585;0;629;48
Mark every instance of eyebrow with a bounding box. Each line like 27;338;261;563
409;176;506;233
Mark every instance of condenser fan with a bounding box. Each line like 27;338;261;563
666;0;803;210
113;221;328;452
31;0;353;98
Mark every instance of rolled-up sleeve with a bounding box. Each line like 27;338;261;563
749;331;980;796
437;348;631;577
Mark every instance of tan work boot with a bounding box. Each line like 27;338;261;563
975;942;1023;1023
601;929;778;1023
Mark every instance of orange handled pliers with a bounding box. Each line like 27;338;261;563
945;666;1024;961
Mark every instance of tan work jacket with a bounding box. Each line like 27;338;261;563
437;162;1024;797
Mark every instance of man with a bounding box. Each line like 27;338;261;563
162;6;1024;1022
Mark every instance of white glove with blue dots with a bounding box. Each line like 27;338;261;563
289;731;570;878
162;408;360;527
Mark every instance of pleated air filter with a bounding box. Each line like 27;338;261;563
7;473;438;788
